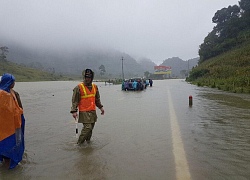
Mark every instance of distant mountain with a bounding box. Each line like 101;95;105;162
161;57;199;77
1;39;198;79
138;58;157;73
3;41;150;78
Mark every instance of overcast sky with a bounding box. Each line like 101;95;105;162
0;0;239;64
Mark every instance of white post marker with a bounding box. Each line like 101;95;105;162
75;118;78;138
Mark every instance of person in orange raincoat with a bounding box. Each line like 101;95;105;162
0;73;25;169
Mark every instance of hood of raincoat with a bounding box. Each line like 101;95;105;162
0;73;15;93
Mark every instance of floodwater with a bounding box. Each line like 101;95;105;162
0;79;250;180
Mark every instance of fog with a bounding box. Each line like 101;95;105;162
0;0;239;64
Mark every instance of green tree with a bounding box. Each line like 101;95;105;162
239;0;250;14
199;30;219;62
99;64;106;76
239;0;250;29
0;46;9;60
199;4;242;62
212;5;240;39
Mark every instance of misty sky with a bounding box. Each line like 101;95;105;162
0;0;239;64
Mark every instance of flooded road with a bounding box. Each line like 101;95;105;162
1;79;250;180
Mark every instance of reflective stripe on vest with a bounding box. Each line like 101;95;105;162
78;83;96;112
80;83;96;98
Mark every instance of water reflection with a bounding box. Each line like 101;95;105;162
187;87;250;180
203;93;250;109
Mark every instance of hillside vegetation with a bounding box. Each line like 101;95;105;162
187;40;250;93
0;59;72;82
187;0;250;93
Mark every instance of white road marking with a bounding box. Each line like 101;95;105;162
168;90;191;180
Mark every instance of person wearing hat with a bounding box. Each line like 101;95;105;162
70;69;104;144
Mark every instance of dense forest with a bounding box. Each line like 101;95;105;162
187;0;250;93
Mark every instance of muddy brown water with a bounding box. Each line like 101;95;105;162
0;79;249;180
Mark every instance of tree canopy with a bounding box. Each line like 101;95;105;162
199;0;250;63
0;46;9;60
99;64;106;76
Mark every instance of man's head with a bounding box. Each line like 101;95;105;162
82;69;94;84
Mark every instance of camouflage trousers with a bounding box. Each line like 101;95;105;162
77;123;95;144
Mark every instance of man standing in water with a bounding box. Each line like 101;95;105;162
70;69;104;144
0;73;25;169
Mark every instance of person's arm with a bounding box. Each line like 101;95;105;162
14;90;23;109
70;86;80;118
95;86;104;115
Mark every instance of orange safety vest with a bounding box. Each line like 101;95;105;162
78;83;97;112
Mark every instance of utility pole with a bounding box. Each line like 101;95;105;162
121;56;124;80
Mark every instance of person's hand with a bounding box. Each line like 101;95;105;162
72;112;78;119
100;107;104;115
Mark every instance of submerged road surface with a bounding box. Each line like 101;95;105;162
168;89;191;180
1;79;250;180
